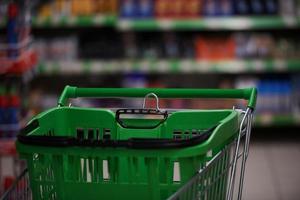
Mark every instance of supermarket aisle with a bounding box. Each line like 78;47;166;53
243;140;300;200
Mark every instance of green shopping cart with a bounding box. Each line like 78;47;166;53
1;86;256;200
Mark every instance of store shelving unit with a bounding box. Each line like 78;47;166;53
117;16;300;30
37;59;300;74
1;16;299;30
255;115;300;127
1;0;297;129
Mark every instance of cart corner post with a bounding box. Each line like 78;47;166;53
245;87;257;110
58;85;77;106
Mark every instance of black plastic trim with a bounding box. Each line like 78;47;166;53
116;109;168;129
17;125;218;149
20;120;39;135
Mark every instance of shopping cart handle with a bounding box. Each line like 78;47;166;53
58;86;257;109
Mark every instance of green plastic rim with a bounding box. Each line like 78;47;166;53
58;86;257;109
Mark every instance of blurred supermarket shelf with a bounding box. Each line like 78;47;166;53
0;138;17;156
31;15;116;28
255;115;300;127
0;50;38;75
117;16;300;30
37;59;300;74
1;16;299;30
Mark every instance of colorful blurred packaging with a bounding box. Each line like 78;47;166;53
0;86;5;136
280;0;297;16
71;0;94;16
7;3;19;58
95;0;118;14
120;0;138;18
53;0;71;18
219;0;234;16
138;0;154;17
34;36;78;61
195;36;236;60
163;32;180;58
7;87;20;137
265;0;278;15
122;73;147;108
233;0;250;15
122;32;138;58
202;0;218;16
0;2;8;19
154;0;172;18
181;0;202;18
250;0;265;15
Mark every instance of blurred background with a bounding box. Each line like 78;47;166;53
0;0;300;199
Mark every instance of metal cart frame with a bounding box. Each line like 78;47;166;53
167;108;253;200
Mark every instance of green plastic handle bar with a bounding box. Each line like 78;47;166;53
58;86;257;109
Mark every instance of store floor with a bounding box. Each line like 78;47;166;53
243;139;300;200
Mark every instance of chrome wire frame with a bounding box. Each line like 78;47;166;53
168;107;253;200
0;168;31;200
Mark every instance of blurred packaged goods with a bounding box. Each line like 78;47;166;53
235;76;300;119
119;0;283;18
33;32;300;62
0;86;20;138
195;36;236;60
121;0;154;18
122;72;147;107
37;0;117;19
25;0;300;22
0;1;37;75
34;36;77;61
0;2;32;59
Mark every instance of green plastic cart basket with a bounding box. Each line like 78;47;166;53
13;86;256;200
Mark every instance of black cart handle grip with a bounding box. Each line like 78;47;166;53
116;109;168;129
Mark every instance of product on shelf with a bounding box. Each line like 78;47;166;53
120;0;153;18
279;0;297;16
71;0;94;16
265;0;278;15
34;31;300;68
8;0;300;25
37;0;117;20
34;36;78;61
202;0;218;16
7;3;19;58
236;77;294;116
154;0;282;18
122;32;138;58
0;86;5;136
0;86;20;138
195;36;236;60
122;72;147;107
163;32;180;58
120;0;137;18
0;3;8;20
7;87;20;138
183;0;202;18
95;0;118;14
0;1;36;75
235;76;300;126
